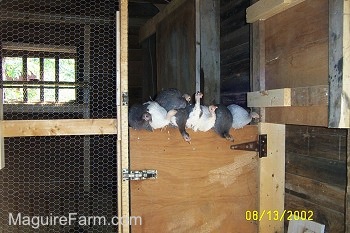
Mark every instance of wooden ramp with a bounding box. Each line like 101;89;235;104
130;126;258;233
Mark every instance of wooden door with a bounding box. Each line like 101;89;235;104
130;126;258;233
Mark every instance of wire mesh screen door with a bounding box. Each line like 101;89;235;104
0;0;121;232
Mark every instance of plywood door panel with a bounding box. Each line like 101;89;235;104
130;126;258;233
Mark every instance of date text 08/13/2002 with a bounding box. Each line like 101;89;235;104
245;210;314;222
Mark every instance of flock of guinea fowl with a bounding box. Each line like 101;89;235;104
128;88;259;143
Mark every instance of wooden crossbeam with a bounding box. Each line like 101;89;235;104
247;85;328;107
2;119;117;137
246;0;305;23
139;0;187;42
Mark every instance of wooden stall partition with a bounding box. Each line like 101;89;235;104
130;126;258;233
248;0;350;128
248;0;329;127
247;0;350;232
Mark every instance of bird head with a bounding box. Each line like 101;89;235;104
182;132;191;144
182;93;191;103
209;105;218;114
142;112;152;122
250;112;260;119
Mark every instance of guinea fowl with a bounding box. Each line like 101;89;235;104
186;92;203;130
128;103;152;131
195;105;218;132
144;101;177;130
185;92;217;132
213;104;234;142
170;108;191;143
155;88;191;111
227;104;260;129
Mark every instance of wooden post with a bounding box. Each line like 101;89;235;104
347;129;350;232
250;19;265;121
83;24;91;193
259;123;285;233
117;0;130;232
195;0;200;93
250;6;285;232
329;0;350;128
200;0;220;105
0;88;4;170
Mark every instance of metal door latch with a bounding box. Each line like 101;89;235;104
122;169;158;181
230;134;267;158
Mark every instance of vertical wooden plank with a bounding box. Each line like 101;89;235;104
0;88;4;170
83;25;91;193
117;0;130;232
200;0;220;105
259;123;285;233
347;129;350;232
195;0;200;93
250;19;266;121
329;0;350;128
156;0;196;95
116;11;122;233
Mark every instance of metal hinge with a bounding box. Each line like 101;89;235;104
122;92;128;106
122;169;158;181
230;134;267;158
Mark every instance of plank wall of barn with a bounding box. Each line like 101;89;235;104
220;0;347;232
128;3;158;106
220;0;250;106
285;125;347;232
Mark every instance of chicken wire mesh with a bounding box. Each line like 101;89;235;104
0;0;119;232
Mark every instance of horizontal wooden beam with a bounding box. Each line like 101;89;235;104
248;88;291;107
2;42;76;53
247;85;328;107
265;106;328;127
129;0;170;4
2;119;117;137
246;0;305;23
0;11;114;24
139;0;187;42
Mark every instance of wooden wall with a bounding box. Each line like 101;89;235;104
264;0;328;90
156;0;196;97
285;125;347;232
263;0;329;127
128;3;159;105
220;0;251;106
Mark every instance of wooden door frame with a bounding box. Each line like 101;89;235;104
116;0;130;232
